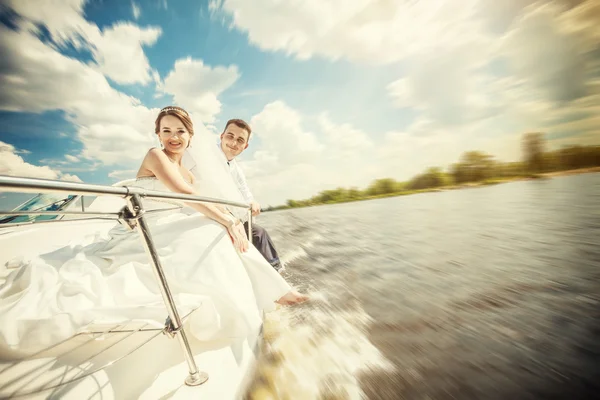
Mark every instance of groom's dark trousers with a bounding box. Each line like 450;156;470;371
243;221;282;272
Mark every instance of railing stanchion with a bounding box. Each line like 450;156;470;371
247;210;252;241
126;194;208;387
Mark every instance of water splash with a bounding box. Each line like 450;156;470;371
278;233;322;273
246;305;394;399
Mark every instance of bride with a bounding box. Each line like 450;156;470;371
0;106;307;357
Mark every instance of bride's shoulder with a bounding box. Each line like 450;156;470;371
145;147;169;161
139;148;166;172
146;147;161;156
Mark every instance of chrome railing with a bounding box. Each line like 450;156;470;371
0;175;253;388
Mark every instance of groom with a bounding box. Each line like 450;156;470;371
216;118;283;272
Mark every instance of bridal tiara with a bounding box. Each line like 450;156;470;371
160;106;189;116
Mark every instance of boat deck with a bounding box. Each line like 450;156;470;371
0;176;260;399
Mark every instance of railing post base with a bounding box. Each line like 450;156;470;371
125;194;210;388
185;371;209;386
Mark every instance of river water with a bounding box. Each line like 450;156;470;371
245;173;600;400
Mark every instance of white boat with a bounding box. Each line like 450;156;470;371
0;175;262;400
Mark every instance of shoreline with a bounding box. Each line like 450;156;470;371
268;167;600;211
436;166;600;190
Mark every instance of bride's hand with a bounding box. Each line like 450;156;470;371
226;220;249;252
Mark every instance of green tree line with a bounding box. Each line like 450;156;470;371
264;132;600;211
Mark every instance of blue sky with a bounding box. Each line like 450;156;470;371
1;0;599;207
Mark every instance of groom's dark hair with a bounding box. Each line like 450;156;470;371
224;119;252;141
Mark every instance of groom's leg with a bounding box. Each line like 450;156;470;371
243;221;282;272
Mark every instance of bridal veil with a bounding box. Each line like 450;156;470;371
182;120;249;222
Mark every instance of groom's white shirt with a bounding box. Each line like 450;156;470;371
216;144;255;204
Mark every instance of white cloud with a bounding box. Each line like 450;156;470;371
108;169;138;180
249;101;323;161
78;123;154;165
318;113;373;159
215;0;588;181
375;117;524;183
475;0;539;34
132;2;141;20
388;69;560;141
14;148;32;155
60;173;83;183
238;101;379;205
65;155;80;163
487;0;600;153
159;57;240;123
5;0;88;48
560;0;600;52
0;141;82;182
386;79;411;109
376;124;463;179
210;0;489;65
6;0;161;85
239;97;559;205
211;0;599;180
387;64;502;126
381;0;600;169
535;90;600;151
499;2;591;103
91;22;161;85
244;163;326;206
0;142;16;153
0;4;238;172
0;24;157;166
383;78;599;173
380;72;597;180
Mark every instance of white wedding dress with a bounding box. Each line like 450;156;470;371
0;177;291;357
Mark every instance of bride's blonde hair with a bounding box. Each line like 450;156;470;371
155;106;194;137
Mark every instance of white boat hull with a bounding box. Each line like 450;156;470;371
0;213;262;400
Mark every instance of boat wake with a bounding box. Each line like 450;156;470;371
246;301;394;399
278;233;321;274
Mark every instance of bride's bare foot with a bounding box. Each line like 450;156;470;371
276;290;309;305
